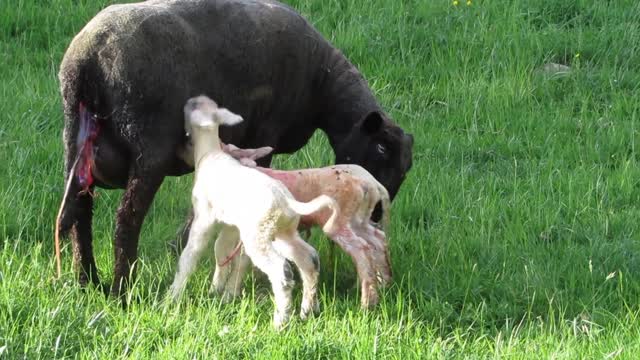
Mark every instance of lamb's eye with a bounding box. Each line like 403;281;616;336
376;143;386;154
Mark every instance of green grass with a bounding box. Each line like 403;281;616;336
2;0;640;358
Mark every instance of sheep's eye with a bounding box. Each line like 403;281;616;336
376;143;386;154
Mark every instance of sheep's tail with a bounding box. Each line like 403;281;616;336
286;195;339;234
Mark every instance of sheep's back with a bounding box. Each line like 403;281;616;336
59;0;333;152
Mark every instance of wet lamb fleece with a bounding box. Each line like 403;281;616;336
58;0;414;296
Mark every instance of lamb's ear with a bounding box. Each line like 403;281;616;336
223;143;240;152
239;158;258;167
249;146;274;160
215;108;243;126
361;111;384;135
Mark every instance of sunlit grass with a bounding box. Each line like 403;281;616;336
2;0;640;358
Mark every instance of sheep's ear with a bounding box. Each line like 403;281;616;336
361;111;383;134
215;108;243;126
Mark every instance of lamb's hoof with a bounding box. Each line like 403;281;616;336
376;270;392;288
273;311;291;331
219;291;238;304
211;282;226;297
211;269;231;296
360;287;379;310
209;280;240;303
300;296;320;320
167;285;185;303
300;307;318;320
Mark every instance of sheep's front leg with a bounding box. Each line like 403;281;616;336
170;217;217;300
110;175;163;298
328;226;379;309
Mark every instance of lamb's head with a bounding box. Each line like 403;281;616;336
184;95;244;135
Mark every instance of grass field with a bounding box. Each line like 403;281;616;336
2;0;640;358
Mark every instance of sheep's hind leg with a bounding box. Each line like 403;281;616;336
70;187;100;288
110;174;164;299
241;226;294;330
273;229;321;320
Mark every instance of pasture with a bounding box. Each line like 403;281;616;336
2;0;640;357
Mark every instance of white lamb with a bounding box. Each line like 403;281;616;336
169;95;338;330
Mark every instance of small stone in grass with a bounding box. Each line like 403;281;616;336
538;62;572;77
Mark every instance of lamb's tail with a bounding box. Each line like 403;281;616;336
285;195;339;234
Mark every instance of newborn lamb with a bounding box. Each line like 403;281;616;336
211;154;392;309
169;95;338;329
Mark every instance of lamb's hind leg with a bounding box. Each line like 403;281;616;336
273;229;321;320
110;173;164;298
241;226;294;330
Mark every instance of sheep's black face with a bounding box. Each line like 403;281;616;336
335;111;414;200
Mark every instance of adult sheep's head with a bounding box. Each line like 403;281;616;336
184;95;243;135
334;111;414;200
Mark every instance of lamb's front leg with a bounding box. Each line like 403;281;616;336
359;224;392;287
328;226;379;309
169;217;215;300
210;226;248;301
221;252;251;301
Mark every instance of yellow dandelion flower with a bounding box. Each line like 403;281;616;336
453;0;459;6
